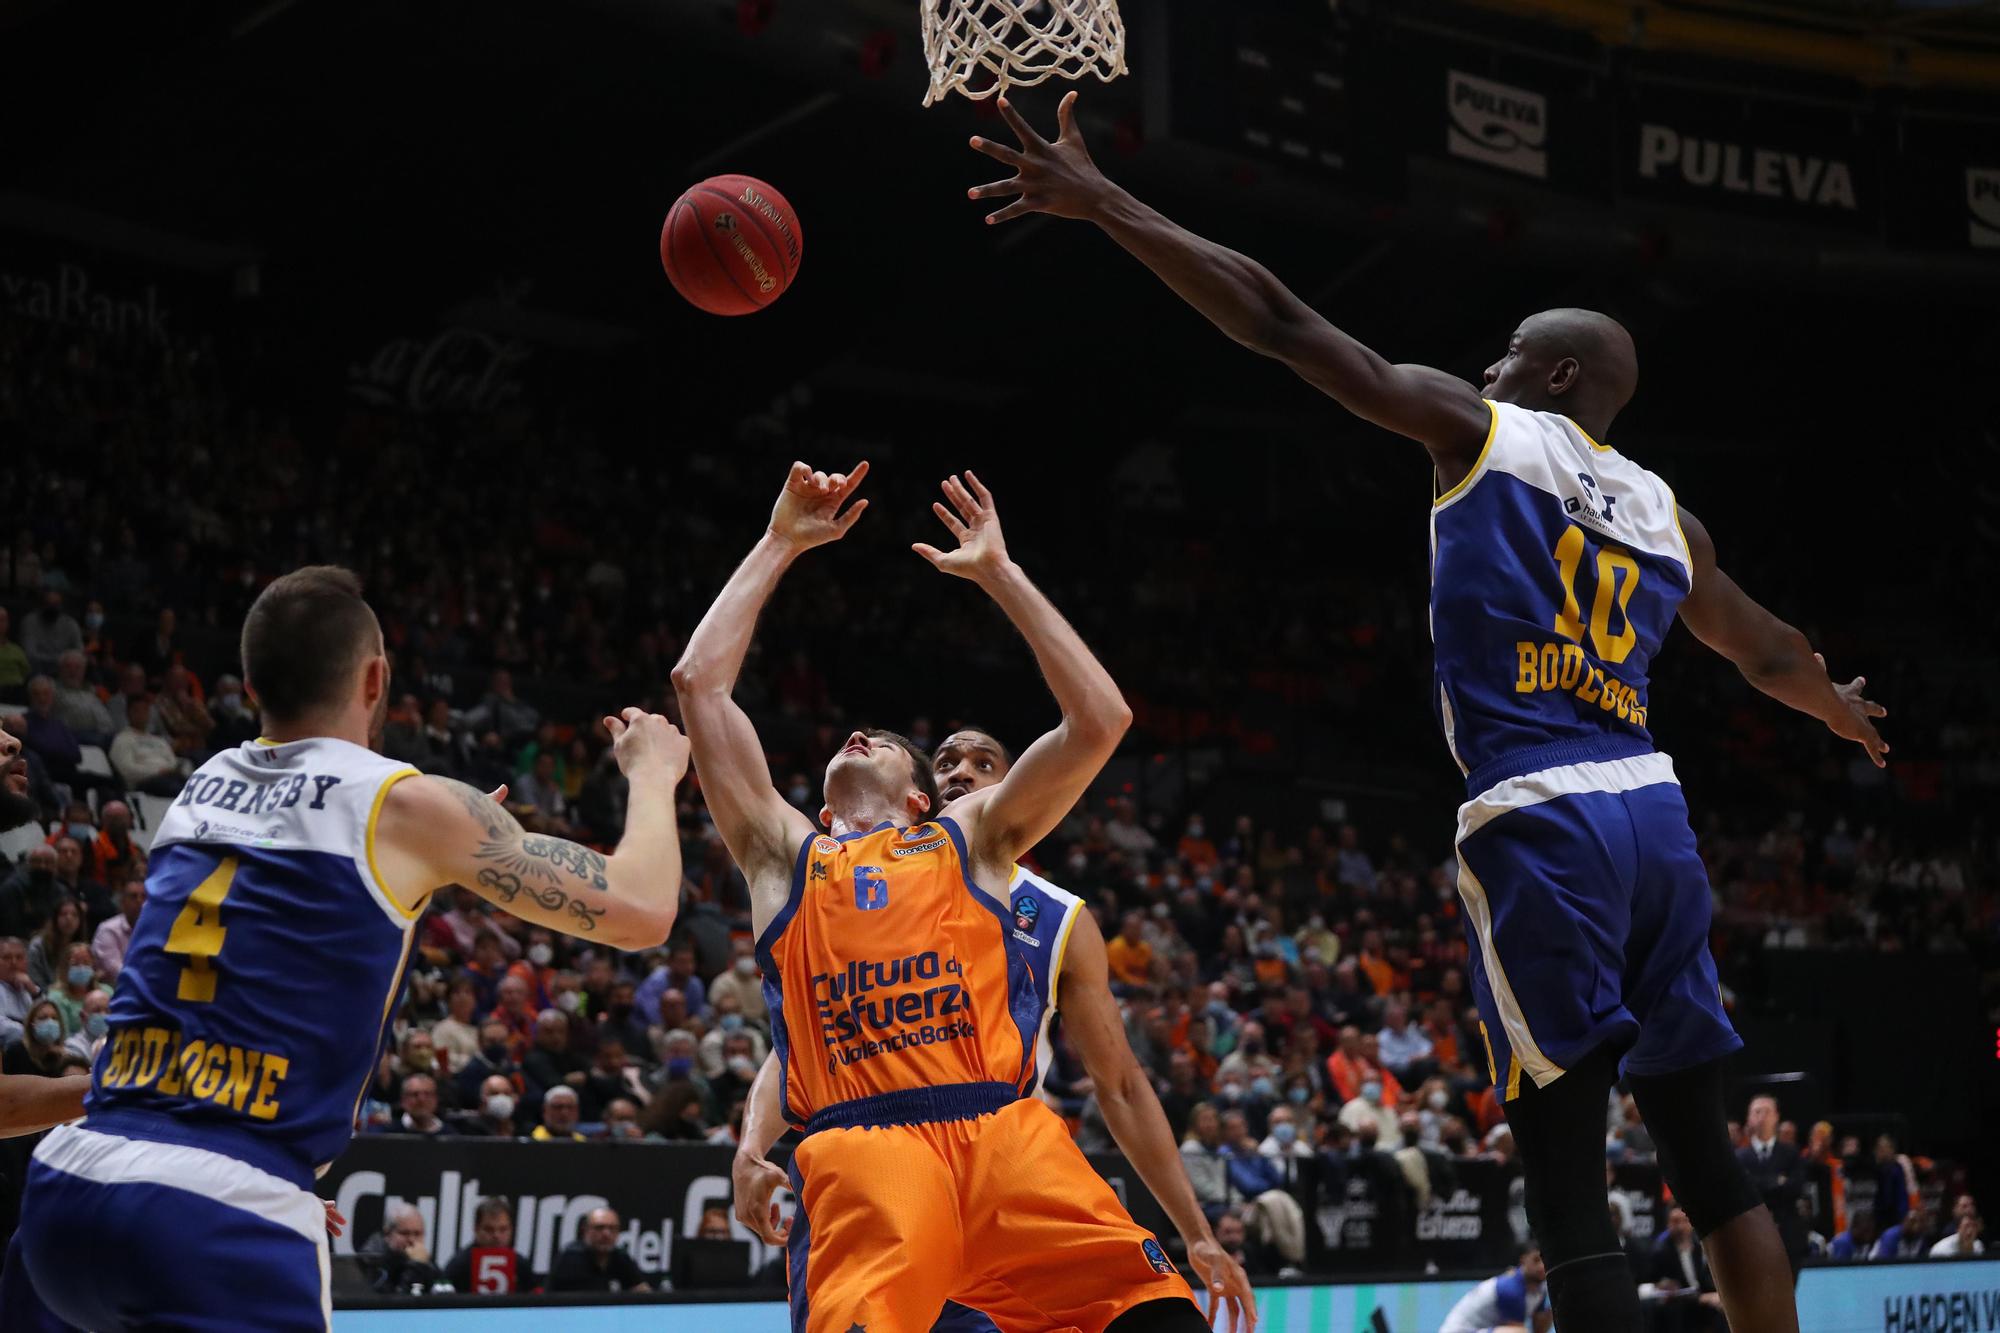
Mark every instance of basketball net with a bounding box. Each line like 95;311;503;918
921;0;1127;106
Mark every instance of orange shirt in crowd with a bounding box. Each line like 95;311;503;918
1106;935;1154;988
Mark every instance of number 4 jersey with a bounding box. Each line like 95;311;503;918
89;737;421;1183
1431;399;1694;795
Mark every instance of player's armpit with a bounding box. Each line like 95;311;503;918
374;776;674;949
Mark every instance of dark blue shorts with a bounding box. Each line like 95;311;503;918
932;1300;1003;1333
1453;753;1741;1100
0;1122;330;1332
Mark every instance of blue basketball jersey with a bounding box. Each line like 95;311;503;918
1003;865;1083;1096
1430;400;1694;794
88;737;421;1182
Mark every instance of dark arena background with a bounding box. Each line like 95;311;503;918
2;0;1997;1330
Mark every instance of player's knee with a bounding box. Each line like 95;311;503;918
1104;1295;1212;1333
1627;1060;1762;1238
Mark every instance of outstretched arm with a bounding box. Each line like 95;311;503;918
913;473;1130;871
0;1072;88;1137
968;93;1490;470
672;463;868;882
376;709;690;950
1677;507;1888;766
1059;912;1256;1331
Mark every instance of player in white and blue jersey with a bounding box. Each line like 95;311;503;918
971;95;1889;1333
0;566;692;1332
732;726;1252;1333
1439;1244;1548;1333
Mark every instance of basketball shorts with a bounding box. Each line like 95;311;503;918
1453;751;1742;1101
786;1095;1191;1333
0;1120;331;1332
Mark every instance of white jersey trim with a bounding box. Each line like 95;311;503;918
1010;865;1082;1098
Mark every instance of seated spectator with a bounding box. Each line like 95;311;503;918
52;835;113;929
636;942;706;1026
429;977;482;1071
602;1095;645;1142
706;937;767;1025
152;664;215;759
1877;1206;1933;1260
27;898;84;992
1180;1103;1230;1220
444;1198;538;1294
1105;799;1154;857
1338;1077;1401;1150
51;651;112;745
0;848;61;940
582;1038;645;1120
87;873;142;984
1646;1208;1725;1331
208;674;260;750
1930;1213;1984;1260
1829;1207;1877;1262
1214;1210;1275;1279
450;1074;523;1138
523;1009;589;1100
5;999;69;1076
531;1085;587;1142
110;695;184;795
91;802;143;887
20;677;84;785
357;1204;442;1295
510;750;578;836
490;975;539;1058
19;593;82;679
101;664;148;742
1224;1109;1283;1199
453;1020;524;1108
1376;1003;1435;1082
45;942;108;1034
548;1207;653;1293
62;990;110;1063
462;669;540;749
0;937;41;1044
595;979;652;1059
385;1072;454;1137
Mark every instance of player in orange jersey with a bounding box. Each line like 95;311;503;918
674;464;1253;1333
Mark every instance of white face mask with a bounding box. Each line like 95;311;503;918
555;990;581;1014
485;1093;516;1121
527;943;553;967
734;956;757;976
1429;1091;1449;1111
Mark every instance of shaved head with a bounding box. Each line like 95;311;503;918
1483;308;1639;440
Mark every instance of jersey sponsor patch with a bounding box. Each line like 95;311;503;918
1141;1238;1174;1275
1012;894;1040;932
814;836;840;855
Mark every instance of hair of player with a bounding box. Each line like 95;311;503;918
945;726;1013;767
240;565;380;727
866;728;941;815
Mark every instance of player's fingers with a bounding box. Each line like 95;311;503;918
968;135;1025;166
1056;89;1080;140
1813;651;1826;668
931;500;971;540
944;475;981;522
837;459;870;498
968;176;1025;201
996;96;1047;149
963;469;996;509
487;784;509;805
912;543;947;567
833;497;869;532
985;198;1038;225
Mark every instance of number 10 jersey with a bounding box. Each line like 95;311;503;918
1430;399;1695;797
89;736;421;1186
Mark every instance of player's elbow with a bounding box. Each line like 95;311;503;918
1741;624;1814;687
605;902;677;952
1069;698;1132;749
669;657;717;698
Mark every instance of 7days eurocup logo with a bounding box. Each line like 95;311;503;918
1012;894;1040;934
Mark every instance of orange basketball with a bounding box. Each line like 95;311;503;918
660;174;803;316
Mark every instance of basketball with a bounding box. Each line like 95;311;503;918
660;174;803;316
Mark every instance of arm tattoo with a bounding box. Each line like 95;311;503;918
444;780;613;931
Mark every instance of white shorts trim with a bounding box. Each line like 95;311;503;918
33;1122;329;1248
1455;750;1679;846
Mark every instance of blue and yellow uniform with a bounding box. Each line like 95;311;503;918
1;737;421;1331
763;819;1187;1333
1431;401;1740;1100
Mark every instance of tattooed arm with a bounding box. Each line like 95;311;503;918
375;708;691;949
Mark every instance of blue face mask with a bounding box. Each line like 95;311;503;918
1273;1122;1298;1147
31;1018;61;1045
719;1013;745;1033
67;965;94;989
1288;1085;1311;1106
1250;1076;1276;1101
665;1057;694;1080
67;822;95;842
84;1014;108;1039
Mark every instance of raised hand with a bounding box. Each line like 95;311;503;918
605;708;691;782
768;460;869;552
913;471;1012;583
1816;653;1889;767
967;92;1113;226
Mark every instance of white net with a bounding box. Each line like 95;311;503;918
921;0;1127;106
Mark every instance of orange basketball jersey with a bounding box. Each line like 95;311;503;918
758;817;1039;1131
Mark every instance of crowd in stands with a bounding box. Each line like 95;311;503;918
1;304;1994;1293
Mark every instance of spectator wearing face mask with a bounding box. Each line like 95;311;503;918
705;1032;763;1118
602;1095;647;1143
1258;1106;1314;1185
1338;1075;1402;1150
90;802;142;889
6;999;69;1076
62;990;111;1063
706;938;767;1025
449;1074;523;1138
506;930;559;1012
454;1020;523;1106
635;941;706;1025
207;673;260;750
0;937;40;1045
1178;816;1218;871
45;944;107;1035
